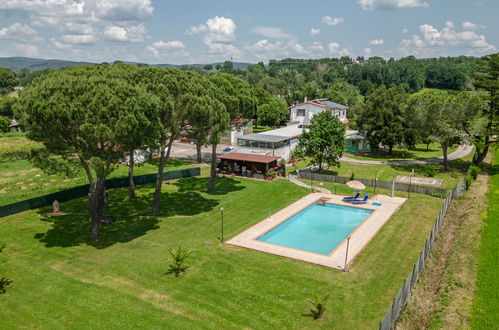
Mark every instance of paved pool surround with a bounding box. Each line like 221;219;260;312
226;193;407;270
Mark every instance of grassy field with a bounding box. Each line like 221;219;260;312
470;147;499;329
344;143;457;162
288;152;472;190
0;158;198;206
0;133;200;206
0;175;443;329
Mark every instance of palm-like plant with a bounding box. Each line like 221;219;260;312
167;246;192;277
308;294;329;320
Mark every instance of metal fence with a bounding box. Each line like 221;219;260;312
378;178;466;330
0;167;201;219
297;171;449;196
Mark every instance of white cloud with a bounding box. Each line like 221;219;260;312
187;16;243;59
462;21;484;30
368;39;384;46
399;21;496;57
310;28;320;37
359;0;429;10
62;34;96;44
147;40;189;58
245;39;324;60
402;28;409;34
187;16;236;43
364;47;372;56
14;43;39;56
321;16;344;26
250;27;294;39
103;24;147;42
0;23;37;42
328;42;354;57
92;0;154;21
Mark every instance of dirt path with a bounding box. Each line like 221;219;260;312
397;172;489;329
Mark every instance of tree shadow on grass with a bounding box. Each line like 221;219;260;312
388;158;471;177
173;176;245;196
33;179;227;248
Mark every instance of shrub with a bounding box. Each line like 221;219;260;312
349;172;355;181
468;165;480;180
421;164;439;177
266;170;277;180
308;294;329;320
430;192;447;199
167;246;192;277
466;174;473;189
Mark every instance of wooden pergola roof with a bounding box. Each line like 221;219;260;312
218;152;280;164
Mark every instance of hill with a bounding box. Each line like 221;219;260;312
0;57;252;72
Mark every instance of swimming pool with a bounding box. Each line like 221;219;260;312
257;202;373;255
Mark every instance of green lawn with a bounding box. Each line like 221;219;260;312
344;143;458;162
470;147;499;329
0;175;443;329
288;152;472;190
0;158;199;206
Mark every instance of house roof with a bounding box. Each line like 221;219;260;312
218;152;280;164
289;98;348;110
238;133;291;143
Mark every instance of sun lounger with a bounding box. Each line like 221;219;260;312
351;195;369;204
342;192;360;201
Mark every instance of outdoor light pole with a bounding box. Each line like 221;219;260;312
310;168;314;192
408;173;413;199
220;207;224;243
344;235;351;272
374;169;378;195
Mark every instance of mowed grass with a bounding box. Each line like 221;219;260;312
0;158;198;206
0;175;443;329
344;143;457;162
471;147;499;328
288;151;472;190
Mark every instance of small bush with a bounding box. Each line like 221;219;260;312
349;172;355;181
430;192;447;199
167;246;192;277
468;165;480;180
421;164;439;177
466;174;473;189
308;294;329;320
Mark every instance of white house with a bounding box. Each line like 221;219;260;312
231;98;369;160
288;98;348;127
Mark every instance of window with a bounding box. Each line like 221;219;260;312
296;109;306;116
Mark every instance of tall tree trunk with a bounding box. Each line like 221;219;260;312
388;144;393;154
152;144;167;216
152;139;174;215
474;135;490;165
128;151;136;198
442;143;449;171
208;143;217;191
196;142;202;163
426;143;430;151
89;176;106;240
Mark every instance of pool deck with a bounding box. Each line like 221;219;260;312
226;193;407;270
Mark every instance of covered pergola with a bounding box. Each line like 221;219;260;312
218;152;282;179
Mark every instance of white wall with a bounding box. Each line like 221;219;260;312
290;103;347;124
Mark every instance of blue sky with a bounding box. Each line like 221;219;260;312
0;0;497;64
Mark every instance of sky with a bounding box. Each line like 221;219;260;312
0;0;497;65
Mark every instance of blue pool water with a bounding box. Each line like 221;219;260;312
257;203;373;255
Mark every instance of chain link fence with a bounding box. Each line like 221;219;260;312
378;178;466;329
0;167;201;218
297;171;449;197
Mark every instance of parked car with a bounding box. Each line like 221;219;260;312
219;147;235;155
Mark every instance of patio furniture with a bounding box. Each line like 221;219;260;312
350;195;369;204
342;192;360;201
